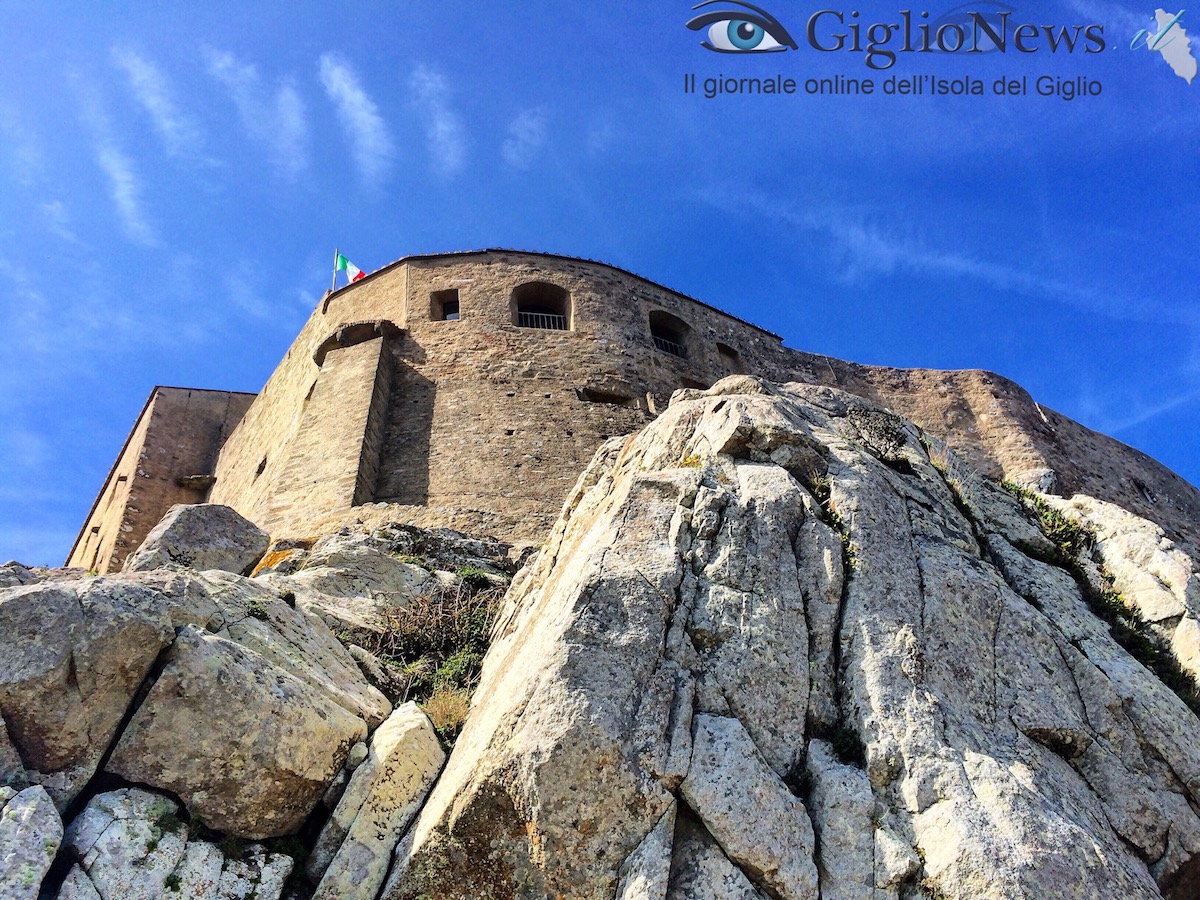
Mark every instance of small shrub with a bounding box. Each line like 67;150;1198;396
164;872;182;893
154;808;186;835
436;647;485;689
456;566;495;593
243;598;271;621
1000;481;1092;560
218;834;250;862
355;580;503;742
680;453;704;469
424;686;472;744
394;553;433;571
946;478;976;523
811;720;867;768
1001;480;1200;717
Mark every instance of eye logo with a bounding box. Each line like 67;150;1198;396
686;0;799;53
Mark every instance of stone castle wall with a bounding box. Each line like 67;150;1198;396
207;251;792;542
69;249;1200;570
66;387;253;571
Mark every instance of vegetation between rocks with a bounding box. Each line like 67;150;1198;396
800;470;857;575
810;719;867;769
357;569;507;744
1001;481;1200;717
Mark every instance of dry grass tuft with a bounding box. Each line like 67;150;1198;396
423;687;473;743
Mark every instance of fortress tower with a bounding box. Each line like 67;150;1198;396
67;249;1200;572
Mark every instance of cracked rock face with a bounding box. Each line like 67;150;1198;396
61;787;294;900
382;378;1200;900
0;566;390;837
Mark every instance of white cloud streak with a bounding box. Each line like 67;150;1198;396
78;90;156;245
40;200;79;243
319;53;393;186
204;48;309;179
408;66;466;177
95;145;155;245
705;189;1199;329
111;48;203;159
502;108;548;169
1063;0;1152;38
0;104;41;186
1091;389;1200;435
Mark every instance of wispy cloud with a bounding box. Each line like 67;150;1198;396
111;48;204;159
408;66;466;177
78;90;156;245
0;104;42;186
1089;389;1200;435
204;48;309;179
40;200;79;243
586;117;618;156
704;189;1199;329
319;53;393;186
225;273;272;319
502;108;547;169
1063;0;1152;37
96;145;155;245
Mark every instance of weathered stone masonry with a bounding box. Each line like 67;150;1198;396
66;387;254;572
68;249;1200;571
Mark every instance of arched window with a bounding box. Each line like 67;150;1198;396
648;310;690;359
512;282;571;330
717;343;744;373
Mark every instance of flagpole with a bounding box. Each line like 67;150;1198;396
331;247;339;293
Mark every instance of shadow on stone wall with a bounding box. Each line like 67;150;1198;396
376;343;435;506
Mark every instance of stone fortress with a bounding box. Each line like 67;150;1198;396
68;249;1200;572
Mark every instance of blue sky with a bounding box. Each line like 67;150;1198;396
0;1;1197;564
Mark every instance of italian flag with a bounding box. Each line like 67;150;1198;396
335;252;366;284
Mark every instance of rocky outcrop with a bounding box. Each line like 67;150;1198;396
7;377;1200;899
1044;493;1200;678
122;503;269;574
61;787;294;900
258;524;516;641
0;577;185;808
0;565;389;832
107;625;370;838
0;786;62;899
383;377;1200;900
309;702;445;899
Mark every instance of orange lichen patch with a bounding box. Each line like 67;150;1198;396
525;821;546;866
251;548;302;576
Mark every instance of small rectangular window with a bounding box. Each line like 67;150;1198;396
431;289;460;321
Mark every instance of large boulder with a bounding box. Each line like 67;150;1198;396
0;565;388;834
0;576;199;808
0;714;28;791
63;788;189;900
123;504;269;575
107;626;370;839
